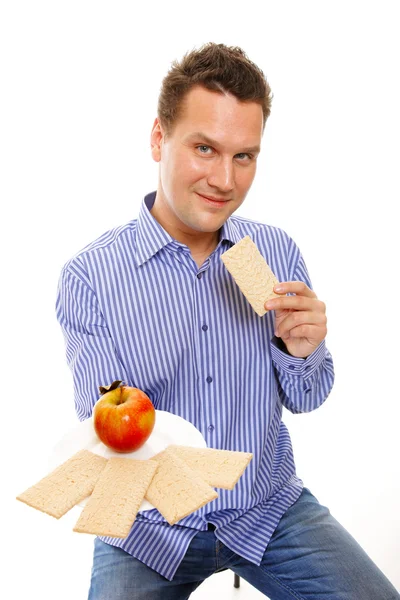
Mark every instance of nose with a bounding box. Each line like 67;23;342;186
207;157;235;192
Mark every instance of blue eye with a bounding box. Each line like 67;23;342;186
195;146;253;161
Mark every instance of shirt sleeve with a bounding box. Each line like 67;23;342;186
270;246;335;414
56;264;130;421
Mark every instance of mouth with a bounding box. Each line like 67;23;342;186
196;192;230;207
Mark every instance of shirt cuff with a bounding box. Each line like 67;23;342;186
270;338;327;381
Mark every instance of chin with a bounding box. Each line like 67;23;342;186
187;218;225;233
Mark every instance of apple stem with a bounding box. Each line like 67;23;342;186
98;380;123;396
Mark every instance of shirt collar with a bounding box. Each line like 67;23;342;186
135;191;242;266
219;214;242;247
135;192;174;266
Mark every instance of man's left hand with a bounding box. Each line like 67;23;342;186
265;282;327;359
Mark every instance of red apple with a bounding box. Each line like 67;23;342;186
93;381;156;452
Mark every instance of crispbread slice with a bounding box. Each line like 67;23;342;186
73;458;158;538
145;447;218;525
221;235;280;316
169;445;253;490
16;449;108;519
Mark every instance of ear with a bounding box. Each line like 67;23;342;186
150;117;164;162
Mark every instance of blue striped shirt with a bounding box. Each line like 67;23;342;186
56;191;334;580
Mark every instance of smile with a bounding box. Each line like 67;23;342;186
196;193;229;206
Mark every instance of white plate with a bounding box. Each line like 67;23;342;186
49;410;207;512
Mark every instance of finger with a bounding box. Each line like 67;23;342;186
273;281;317;298
266;296;325;313
275;311;327;338
280;323;327;341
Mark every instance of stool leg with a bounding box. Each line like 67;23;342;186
233;573;240;588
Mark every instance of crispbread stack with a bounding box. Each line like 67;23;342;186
221;235;280;316
145;447;218;525
169;445;253;490
16;449;108;519
17;444;253;534
73;458;158;538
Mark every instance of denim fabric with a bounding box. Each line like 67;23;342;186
88;488;399;600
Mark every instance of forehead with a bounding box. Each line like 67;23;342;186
174;85;263;146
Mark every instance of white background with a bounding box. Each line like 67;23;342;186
2;1;399;597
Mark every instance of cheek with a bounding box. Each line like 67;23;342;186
237;165;257;190
175;154;208;182
161;153;202;190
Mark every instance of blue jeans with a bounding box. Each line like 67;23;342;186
88;488;399;599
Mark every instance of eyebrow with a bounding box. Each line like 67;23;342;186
185;132;260;154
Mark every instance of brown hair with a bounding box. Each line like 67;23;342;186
158;42;273;135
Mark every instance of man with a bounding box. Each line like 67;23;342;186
56;43;399;599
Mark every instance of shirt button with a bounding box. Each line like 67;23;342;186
206;376;213;383
197;273;202;279
202;324;208;331
208;425;214;432
289;365;295;370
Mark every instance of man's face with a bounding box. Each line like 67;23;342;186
150;85;264;240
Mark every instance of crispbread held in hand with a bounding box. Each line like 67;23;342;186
16;449;108;519
145;447;218;526
73;457;158;538
221;235;280;316
169;445;253;490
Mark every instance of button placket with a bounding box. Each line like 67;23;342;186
194;267;216;442
168;246;193;272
